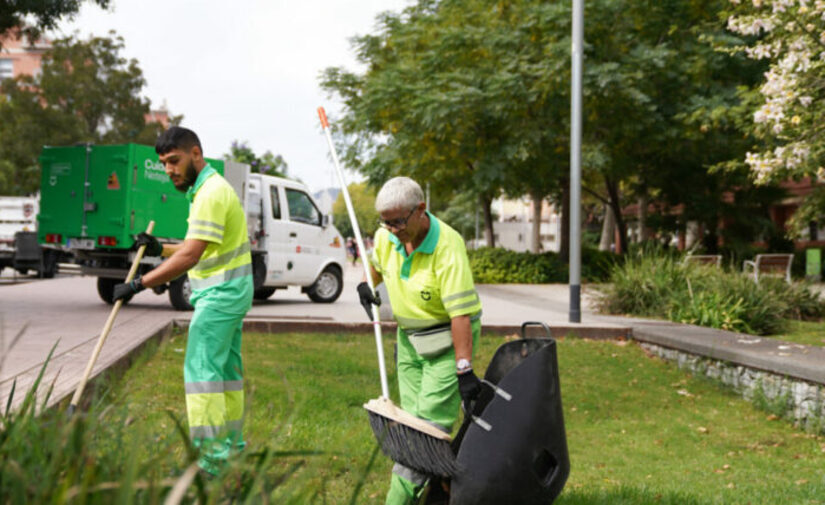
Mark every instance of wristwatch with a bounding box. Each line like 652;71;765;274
456;358;472;374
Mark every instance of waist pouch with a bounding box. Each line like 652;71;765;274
407;324;453;358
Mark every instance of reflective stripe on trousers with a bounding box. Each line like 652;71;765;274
184;302;246;467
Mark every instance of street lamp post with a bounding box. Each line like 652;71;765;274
569;0;583;323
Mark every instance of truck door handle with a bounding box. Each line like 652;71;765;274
289;232;297;238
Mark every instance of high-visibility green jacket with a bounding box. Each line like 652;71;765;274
371;212;481;331
185;164;253;313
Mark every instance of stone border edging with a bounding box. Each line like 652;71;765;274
630;321;825;385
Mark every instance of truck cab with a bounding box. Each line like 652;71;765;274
242;172;346;303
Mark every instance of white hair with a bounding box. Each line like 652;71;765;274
375;177;424;213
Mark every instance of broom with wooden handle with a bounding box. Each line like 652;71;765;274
317;108;457;477
67;220;155;416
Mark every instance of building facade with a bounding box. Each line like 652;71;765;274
0;30;50;81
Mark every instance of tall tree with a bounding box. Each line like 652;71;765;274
0;33;175;194
0;0;109;47
323;1;587;248
579;0;765;253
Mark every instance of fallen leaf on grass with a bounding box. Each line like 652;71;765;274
697;426;709;434
726;482;735;489
766;414;779;421
795;479;808;485
677;389;694;397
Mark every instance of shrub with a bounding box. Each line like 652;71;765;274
467;247;617;284
597;250;825;335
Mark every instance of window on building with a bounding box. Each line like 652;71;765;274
286;188;321;226
0;59;13;80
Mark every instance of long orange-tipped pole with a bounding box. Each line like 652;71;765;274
317;107;389;398
67;221;155;415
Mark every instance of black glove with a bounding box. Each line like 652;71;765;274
457;369;482;411
134;232;162;257
113;276;145;302
357;281;381;321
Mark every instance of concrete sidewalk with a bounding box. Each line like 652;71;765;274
2;262;823;412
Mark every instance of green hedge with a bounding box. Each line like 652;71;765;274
597;251;825;335
467;247;617;284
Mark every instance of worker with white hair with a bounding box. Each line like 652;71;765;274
358;176;482;504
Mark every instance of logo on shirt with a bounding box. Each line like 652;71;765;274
420;290;431;301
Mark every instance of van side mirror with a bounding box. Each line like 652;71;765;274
322;214;330;228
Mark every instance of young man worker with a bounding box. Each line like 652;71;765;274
358;176;483;504
112;126;253;476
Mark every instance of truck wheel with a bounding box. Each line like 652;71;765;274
40;250;58;279
169;275;194;311
307;265;343;303
254;286;277;300
97;277;132;305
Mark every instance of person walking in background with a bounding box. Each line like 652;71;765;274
112;126;253;477
347;236;360;266
357;176;483;504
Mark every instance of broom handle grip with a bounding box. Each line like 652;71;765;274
69;220;155;409
318;107;389;398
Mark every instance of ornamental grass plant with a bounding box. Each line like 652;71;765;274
597;248;825;335
0;336;373;505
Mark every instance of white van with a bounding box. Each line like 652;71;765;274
239;169;347;304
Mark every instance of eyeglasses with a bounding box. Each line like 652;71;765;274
378;207;418;230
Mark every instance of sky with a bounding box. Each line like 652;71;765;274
58;0;411;193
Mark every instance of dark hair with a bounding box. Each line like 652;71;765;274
155;126;202;155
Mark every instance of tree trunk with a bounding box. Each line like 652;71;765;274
702;219;719;254
599;204;615;251
605;177;627;254
560;178;571;262
637;193;649;243
530;191;543;253
480;193;495;248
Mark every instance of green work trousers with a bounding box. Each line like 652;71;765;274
184;302;246;475
385;319;481;505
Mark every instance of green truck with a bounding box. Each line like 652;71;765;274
38;143;347;309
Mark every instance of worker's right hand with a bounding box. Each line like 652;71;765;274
357;281;381;321
457;369;482;412
113;276;146;302
134;232;162;257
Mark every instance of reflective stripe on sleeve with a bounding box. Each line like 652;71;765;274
189;219;225;232
187;227;223;240
441;289;476;304
445;298;480;313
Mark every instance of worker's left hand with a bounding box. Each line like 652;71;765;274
457;369;482;410
112;276;146;302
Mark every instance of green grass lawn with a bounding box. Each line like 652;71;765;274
775;319;825;347
105;332;825;504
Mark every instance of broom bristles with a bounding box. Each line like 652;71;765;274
364;397;458;477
